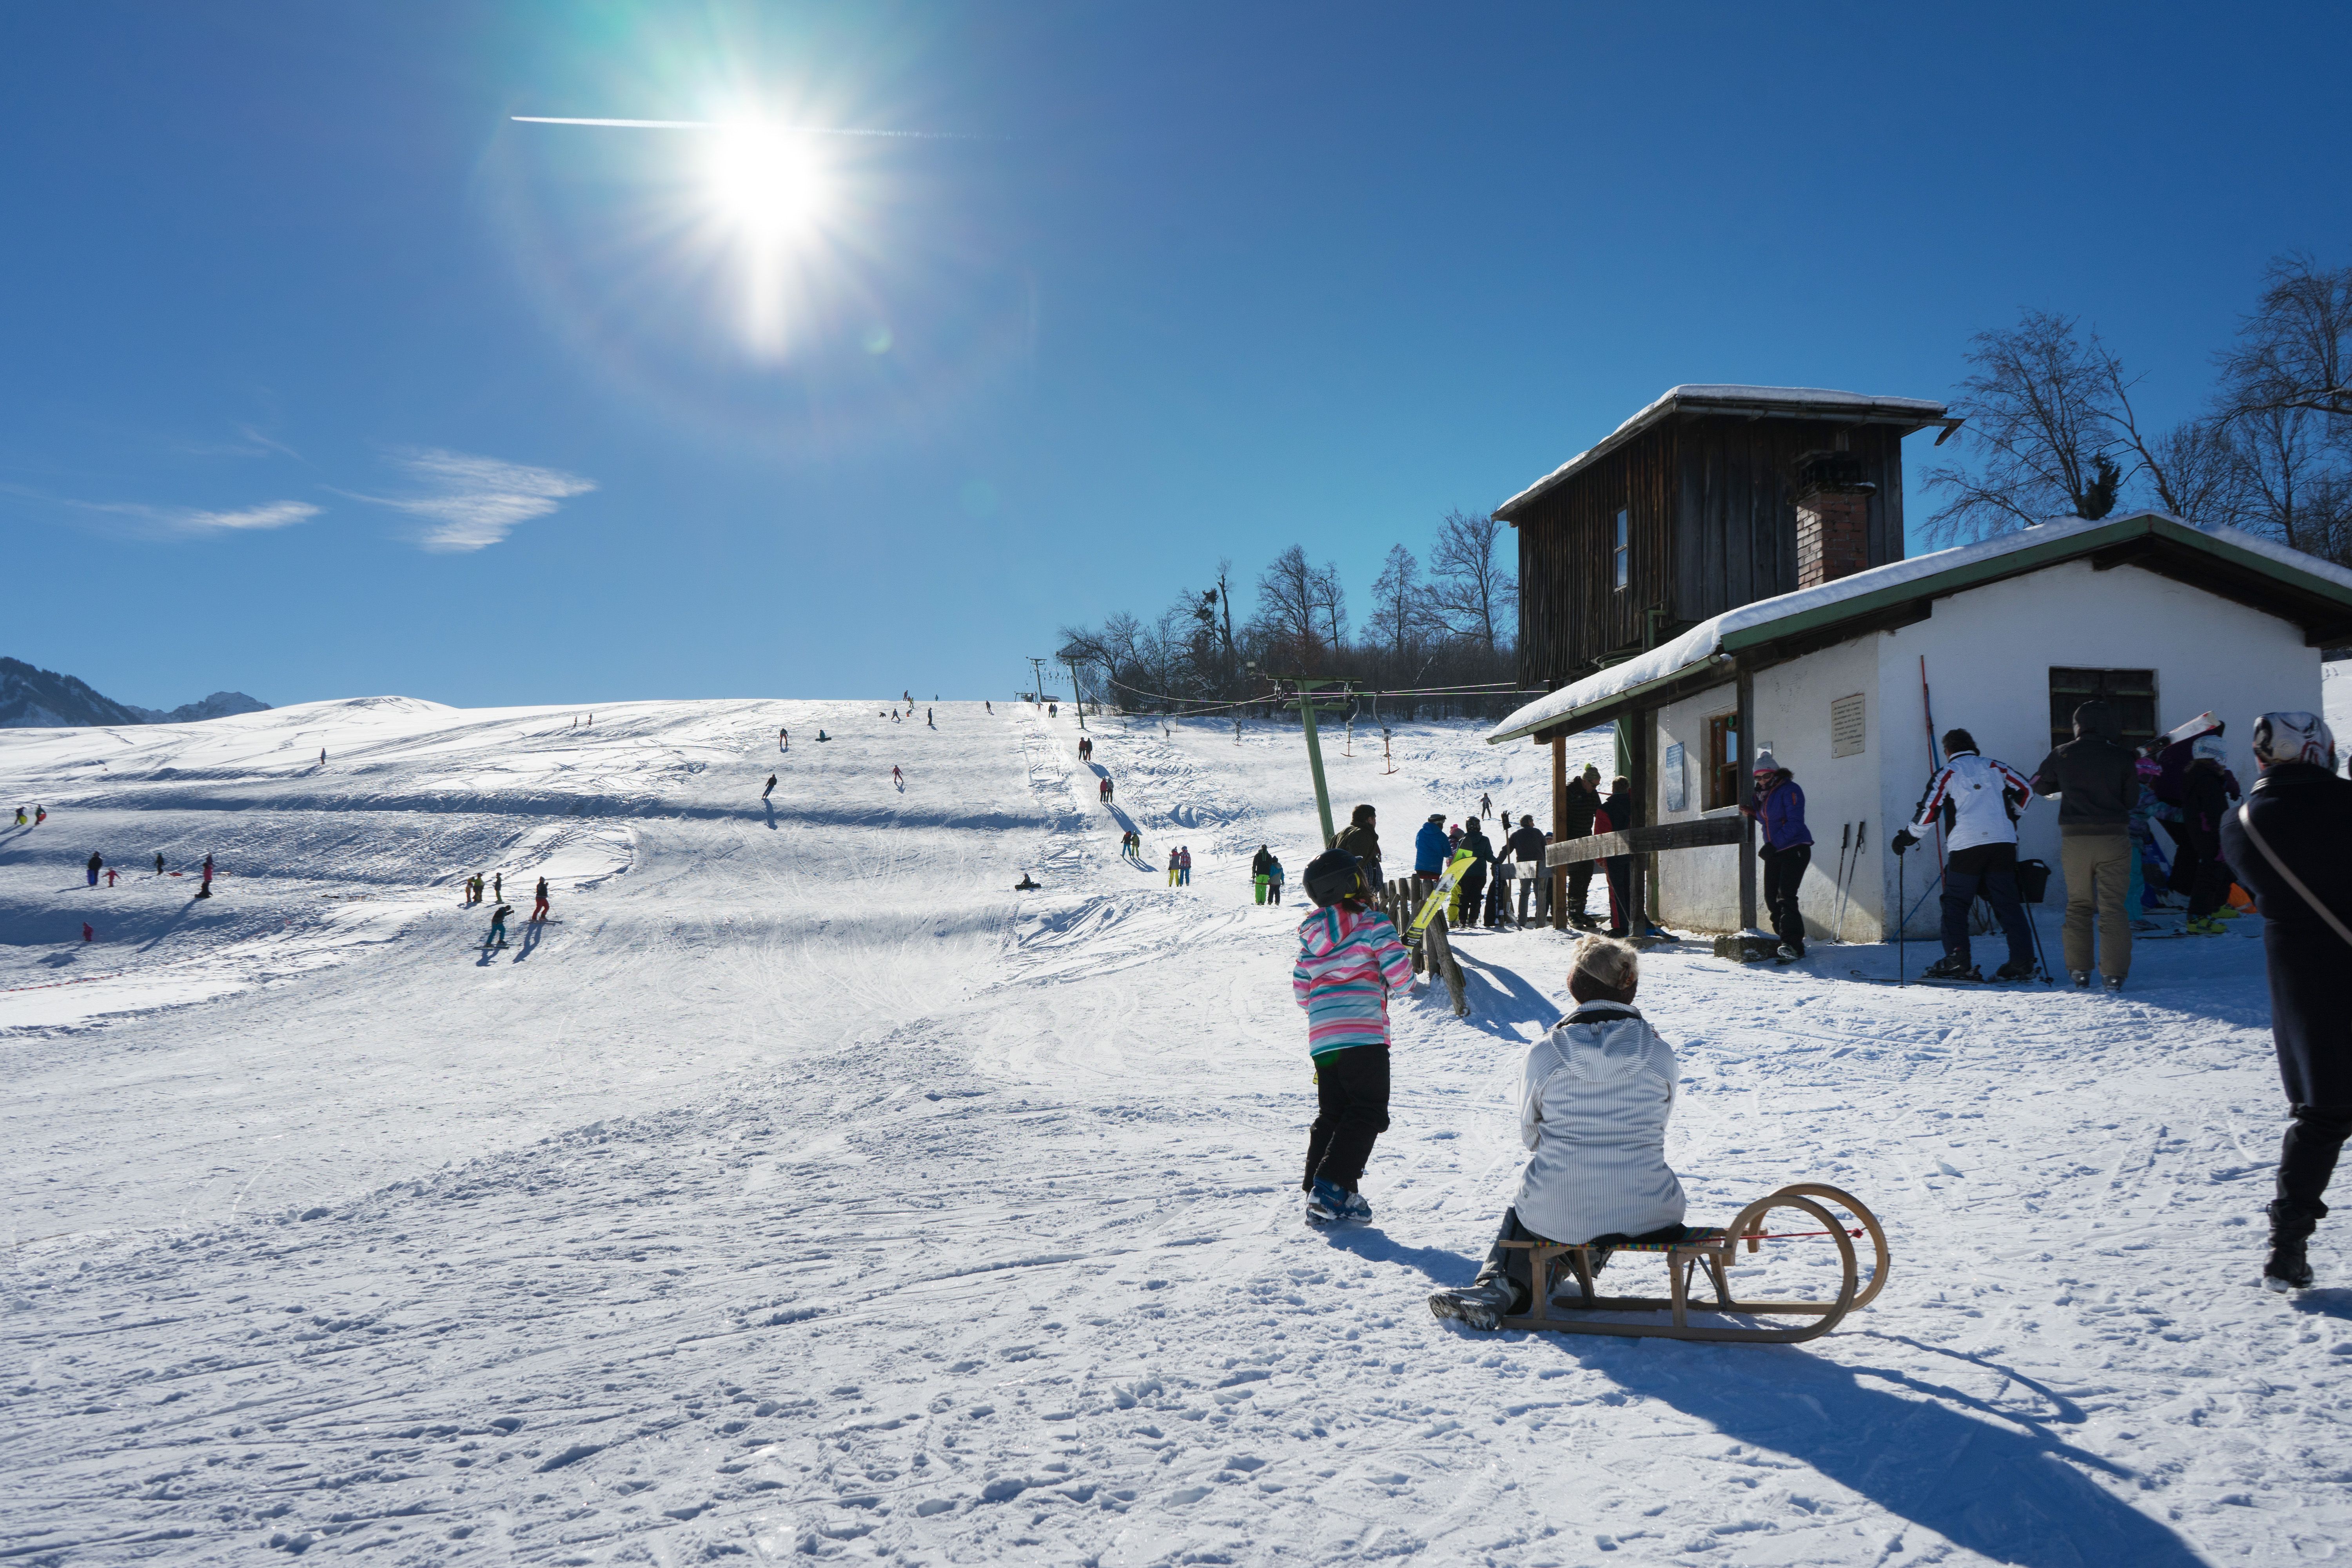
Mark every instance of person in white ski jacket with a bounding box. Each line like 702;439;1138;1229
1893;727;2038;981
1428;936;1686;1330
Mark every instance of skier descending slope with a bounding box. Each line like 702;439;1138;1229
2220;711;2352;1292
763;773;777;799
484;902;512;951
1293;849;1414;1226
1893;728;2037;982
1429;935;1685;1330
530;877;550;924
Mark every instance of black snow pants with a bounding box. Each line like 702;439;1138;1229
1303;1045;1390;1193
2279;1103;2352;1214
1762;843;1811;951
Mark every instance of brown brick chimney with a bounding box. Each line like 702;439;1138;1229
1793;449;1876;590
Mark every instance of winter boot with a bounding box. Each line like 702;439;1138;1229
1307;1178;1368;1227
2263;1200;2322;1292
1922;953;1978;981
2069;969;2091;987
1774;942;1805;964
1991;960;2036;982
2103;975;2126;993
1427;1274;1519;1332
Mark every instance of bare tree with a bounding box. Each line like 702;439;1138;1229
1309;558;1348;651
2218;255;2352;424
1428;508;1517;650
1250;544;1325;671
1926;310;2126;539
2142;417;2244;528
1366;543;1426;662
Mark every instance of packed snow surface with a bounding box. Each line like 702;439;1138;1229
3;697;2347;1566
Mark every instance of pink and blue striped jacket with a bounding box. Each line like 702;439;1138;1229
1292;904;1414;1060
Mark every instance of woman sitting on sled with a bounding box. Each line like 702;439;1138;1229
1430;934;1685;1330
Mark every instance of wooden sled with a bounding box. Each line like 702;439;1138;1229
1495;1183;1888;1344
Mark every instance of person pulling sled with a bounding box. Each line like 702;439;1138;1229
2220;711;2352;1293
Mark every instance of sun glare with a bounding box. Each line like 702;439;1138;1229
706;125;826;238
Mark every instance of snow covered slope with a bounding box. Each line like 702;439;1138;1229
2;699;2343;1566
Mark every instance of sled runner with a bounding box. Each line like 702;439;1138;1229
1495;1183;1887;1343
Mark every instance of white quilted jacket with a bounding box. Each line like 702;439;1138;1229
1510;1001;1686;1245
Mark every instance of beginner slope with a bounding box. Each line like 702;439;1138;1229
0;697;2342;1566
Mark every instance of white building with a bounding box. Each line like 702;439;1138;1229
1487;512;2352;940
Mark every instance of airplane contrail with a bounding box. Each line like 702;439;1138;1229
511;116;981;140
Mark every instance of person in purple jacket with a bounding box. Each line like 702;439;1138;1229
1740;749;1815;962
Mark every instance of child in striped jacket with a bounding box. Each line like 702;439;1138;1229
1292;849;1415;1225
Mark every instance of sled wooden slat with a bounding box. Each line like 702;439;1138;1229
1491;1187;1886;1344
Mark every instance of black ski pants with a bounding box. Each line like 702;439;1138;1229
1940;842;2034;970
2279;1103;2352;1215
1567;861;1594;919
1762;843;1811;950
1303;1045;1390;1193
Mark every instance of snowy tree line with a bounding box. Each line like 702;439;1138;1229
1057;510;1523;720
1929;254;2352;561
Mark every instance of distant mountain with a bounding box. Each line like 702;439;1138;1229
0;657;269;729
126;691;274;724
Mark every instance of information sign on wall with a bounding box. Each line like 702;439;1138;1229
1831;693;1866;758
1662;741;1686;812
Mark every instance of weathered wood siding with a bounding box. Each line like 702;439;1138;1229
1515;416;1907;688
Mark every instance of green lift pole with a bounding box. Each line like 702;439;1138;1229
1291;679;1346;847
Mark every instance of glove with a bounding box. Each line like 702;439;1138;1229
1891;828;1919;854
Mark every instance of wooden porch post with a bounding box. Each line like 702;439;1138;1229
1551;732;1568;930
1736;665;1757;932
1630;708;1651;933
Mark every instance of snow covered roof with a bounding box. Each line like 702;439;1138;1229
1486;511;2352;746
1494;385;1955;520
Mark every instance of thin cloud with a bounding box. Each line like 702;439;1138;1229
349;449;597;552
11;487;323;538
179;500;318;531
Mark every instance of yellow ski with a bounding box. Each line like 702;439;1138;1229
1408;849;1477;936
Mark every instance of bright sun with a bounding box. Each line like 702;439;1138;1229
706;125;826;238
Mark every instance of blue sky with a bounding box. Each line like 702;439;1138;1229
5;3;2348;710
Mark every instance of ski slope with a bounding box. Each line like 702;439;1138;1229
2;697;2345;1567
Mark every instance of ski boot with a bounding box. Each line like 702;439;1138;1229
1921;953;1979;981
1427;1275;1519;1332
2185;915;2224;936
1991;960;2036;982
2069;970;2091;987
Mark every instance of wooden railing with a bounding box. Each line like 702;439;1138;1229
1544;816;1744;867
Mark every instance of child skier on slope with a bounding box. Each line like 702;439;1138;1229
1293;848;1415;1226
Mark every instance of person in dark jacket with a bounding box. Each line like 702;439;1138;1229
2179;739;2238;934
2031;699;2141;987
1413;813;1450;882
1739;750;1813;961
1455;817;1497;927
1251;844;1275;904
1597;777;1634;937
2218;711;2352;1292
1334;804;1382;892
1562;765;1602;928
1508;814;1548;924
86;850;102;887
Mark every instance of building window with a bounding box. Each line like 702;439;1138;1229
2048;668;2157;751
1613;508;1629;591
1704;711;1739;810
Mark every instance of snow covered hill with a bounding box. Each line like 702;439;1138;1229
2;698;2344;1566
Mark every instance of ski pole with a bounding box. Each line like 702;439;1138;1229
1844;822;1866;941
1830;824;1851;942
1896;844;1905;987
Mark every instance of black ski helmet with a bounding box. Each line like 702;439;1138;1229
1303;848;1364;907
